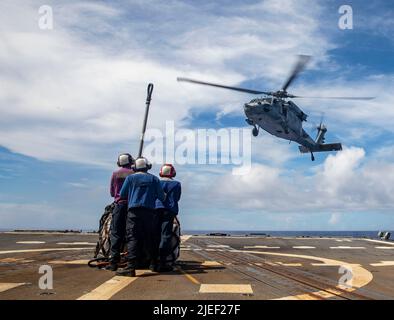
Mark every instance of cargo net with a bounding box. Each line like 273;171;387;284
88;203;181;269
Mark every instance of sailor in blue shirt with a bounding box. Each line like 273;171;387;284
116;157;165;277
155;164;181;272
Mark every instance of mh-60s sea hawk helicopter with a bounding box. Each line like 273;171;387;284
177;55;374;161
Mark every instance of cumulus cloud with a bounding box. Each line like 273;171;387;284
207;147;394;213
0;0;335;166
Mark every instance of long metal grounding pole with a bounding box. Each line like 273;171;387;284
138;83;154;158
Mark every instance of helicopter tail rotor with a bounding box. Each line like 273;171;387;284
314;113;327;144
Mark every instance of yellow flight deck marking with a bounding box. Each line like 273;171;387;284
0;283;26;293
292;246;316;249
77;272;149;300
199;284;253;294
49;259;90;265
244;246;280;249
329;246;365;249
201;261;222;266
0;247;93;255
275;262;303;267
311;263;361;267
370;261;394;267
207;245;230;248
0;258;34;263
175;266;201;285
16;241;46;244
180;235;192;243
234;249;373;299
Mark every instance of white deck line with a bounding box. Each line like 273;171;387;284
329;246;366;249
16;241;46;244
199;284;253;294
77;271;148;300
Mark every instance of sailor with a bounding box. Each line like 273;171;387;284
116;157;165;277
106;153;135;271
155;164;182;272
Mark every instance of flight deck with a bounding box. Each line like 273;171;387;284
0;232;393;300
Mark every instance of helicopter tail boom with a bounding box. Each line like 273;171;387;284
298;143;342;154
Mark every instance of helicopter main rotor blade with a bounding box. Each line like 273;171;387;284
292;96;375;100
282;55;312;92
177;77;270;95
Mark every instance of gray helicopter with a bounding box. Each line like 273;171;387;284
177;55;374;161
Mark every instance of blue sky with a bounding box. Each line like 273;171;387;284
1;0;394;231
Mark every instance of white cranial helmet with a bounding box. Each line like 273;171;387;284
134;157;152;171
117;153;134;167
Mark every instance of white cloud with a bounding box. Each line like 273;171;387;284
0;0;335;166
202;146;394;213
318;147;365;196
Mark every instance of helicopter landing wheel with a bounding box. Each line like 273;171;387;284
252;126;259;137
311;152;315;161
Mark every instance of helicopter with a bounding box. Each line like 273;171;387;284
177;55;374;161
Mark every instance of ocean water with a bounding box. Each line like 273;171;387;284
0;228;392;240
182;230;393;239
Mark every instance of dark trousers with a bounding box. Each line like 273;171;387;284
126;207;159;268
109;202;128;263
157;209;176;263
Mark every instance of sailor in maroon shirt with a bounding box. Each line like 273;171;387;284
106;153;135;271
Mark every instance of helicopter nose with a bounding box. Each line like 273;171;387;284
244;102;259;113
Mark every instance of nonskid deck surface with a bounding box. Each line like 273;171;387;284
0;232;393;300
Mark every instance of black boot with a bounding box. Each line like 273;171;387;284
116;265;136;277
158;263;174;272
105;261;118;271
149;262;158;272
149;263;159;272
